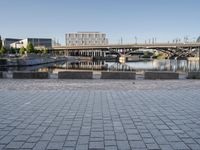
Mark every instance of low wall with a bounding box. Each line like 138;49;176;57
145;71;179;79
0;72;3;78
187;72;200;79
101;71;136;79
58;71;93;79
13;72;49;79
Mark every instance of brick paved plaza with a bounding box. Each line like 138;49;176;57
0;79;200;150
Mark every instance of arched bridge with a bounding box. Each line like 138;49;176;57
51;43;200;58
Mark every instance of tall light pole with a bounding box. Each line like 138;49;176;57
199;47;200;72
135;36;137;44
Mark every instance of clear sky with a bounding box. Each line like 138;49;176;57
0;0;200;45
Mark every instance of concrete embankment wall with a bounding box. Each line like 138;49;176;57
145;71;179;79
0;57;68;67
101;71;136;79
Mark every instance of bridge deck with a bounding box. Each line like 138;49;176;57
52;43;200;50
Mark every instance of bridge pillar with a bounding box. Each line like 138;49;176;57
64;50;68;56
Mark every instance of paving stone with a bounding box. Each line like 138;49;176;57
33;141;49;150
47;142;64;149
105;146;118;150
170;142;190;149
0;145;5;150
22;142;36;149
51;135;66;142
130;141;146;149
154;136;169;145
6;141;24;149
13;135;30;141
117;140;130;149
159;144;174;150
105;135;115;140
76;144;88;150
77;136;89;144
127;134;142;140
63;147;76;150
55;130;69;135
40;133;54;141
64;140;77;147
146;143;160;150
143;138;156;144
89;141;104;149
165;135;182;142
0;135;14;144
27;137;40;143
1;80;200;149
187;143;200;150
105;140;117;146
67;135;79;141
182;138;197;144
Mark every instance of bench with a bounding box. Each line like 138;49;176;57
58;71;93;79
144;71;179;79
101;71;136;79
13;71;49;79
187;72;200;79
0;72;3;78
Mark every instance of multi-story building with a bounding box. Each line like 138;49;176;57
10;38;52;49
197;36;200;43
2;38;22;49
65;32;108;46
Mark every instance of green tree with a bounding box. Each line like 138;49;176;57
19;47;26;55
10;47;16;54
26;43;34;53
0;38;2;49
0;47;7;55
43;48;48;54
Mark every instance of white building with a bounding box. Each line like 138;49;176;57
65;32;108;46
10;38;52;49
2;38;22;49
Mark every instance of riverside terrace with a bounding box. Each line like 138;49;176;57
0;79;200;150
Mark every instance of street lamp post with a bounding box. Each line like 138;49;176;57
199;47;200;72
134;36;137;44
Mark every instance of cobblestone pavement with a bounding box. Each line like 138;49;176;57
0;79;200;150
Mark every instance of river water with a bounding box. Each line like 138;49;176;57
1;59;199;73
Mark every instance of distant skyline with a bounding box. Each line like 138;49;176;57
0;0;200;45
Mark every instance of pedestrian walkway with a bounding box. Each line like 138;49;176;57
0;80;200;150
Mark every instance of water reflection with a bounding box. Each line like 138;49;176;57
54;61;107;70
0;59;199;72
110;59;199;72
